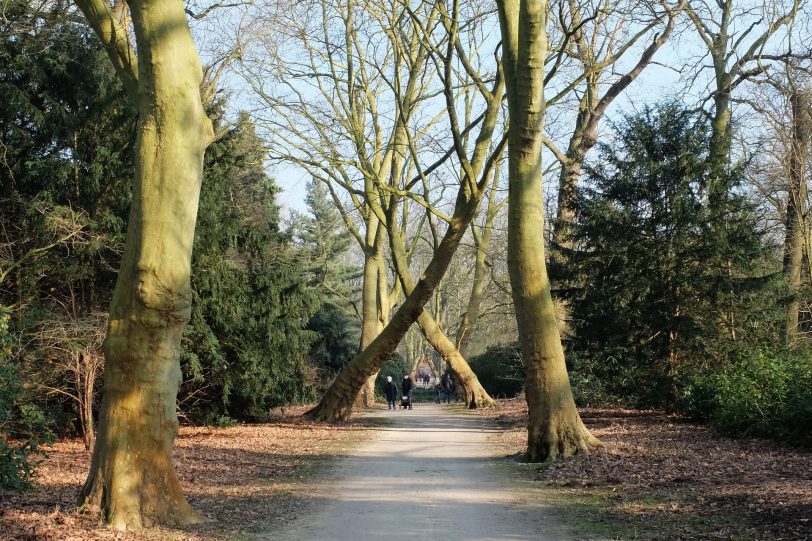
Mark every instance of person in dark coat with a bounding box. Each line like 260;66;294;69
441;372;453;403
384;376;398;410
402;374;413;409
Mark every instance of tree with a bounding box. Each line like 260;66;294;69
684;0;802;194
0;0;135;454
75;0;213;529
242;0;500;417
454;172;507;359
497;0;600;462
743;66;812;343
296;180;361;381
181;109;320;421
567;103;776;405
546;0;684;253
780;82;811;341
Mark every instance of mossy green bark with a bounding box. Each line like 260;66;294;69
497;0;600;462
77;0;213;529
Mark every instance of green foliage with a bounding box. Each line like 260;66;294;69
467;344;524;398
0;2;133;447
563;103;777;408
306;303;359;379
295;180;361;383
678;348;812;446
180;108;321;421
0;309;52;491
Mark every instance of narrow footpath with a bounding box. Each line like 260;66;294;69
270;403;567;540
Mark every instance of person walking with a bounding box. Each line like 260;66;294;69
384;376;398;410
441;372;452;403
402;373;413;409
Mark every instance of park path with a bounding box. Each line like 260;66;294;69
270;403;567;541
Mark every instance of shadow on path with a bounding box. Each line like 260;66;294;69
263;404;567;541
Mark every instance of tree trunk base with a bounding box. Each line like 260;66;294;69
79;461;202;530
525;416;602;463
460;384;495;409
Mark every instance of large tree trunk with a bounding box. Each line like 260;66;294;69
784;89;811;342
78;0;213;529
498;0;600;463
553;86;596;255
708;89;732;202
356;225;387;407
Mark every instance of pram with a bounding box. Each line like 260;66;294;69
400;395;411;409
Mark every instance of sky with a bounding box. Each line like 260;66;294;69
190;0;809;217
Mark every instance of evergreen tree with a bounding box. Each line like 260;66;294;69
0;1;134;451
566;103;778;406
181;108;321;421
294;180;360;380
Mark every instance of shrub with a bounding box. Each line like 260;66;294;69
678;348;812;447
468;344;524;398
1;310;37;491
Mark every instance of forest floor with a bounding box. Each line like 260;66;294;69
475;398;812;540
0;406;377;540
1;400;810;540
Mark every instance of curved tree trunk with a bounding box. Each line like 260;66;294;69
498;0;600;462
387;211;494;408
416;311;493;408
77;0;213;529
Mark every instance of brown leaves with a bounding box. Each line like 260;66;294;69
476;399;812;540
1;406;374;540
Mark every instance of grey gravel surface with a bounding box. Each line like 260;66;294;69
270;403;568;541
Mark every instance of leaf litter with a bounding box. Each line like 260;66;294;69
475;398;812;540
1;406;376;540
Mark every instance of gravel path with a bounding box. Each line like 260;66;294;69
271;403;567;540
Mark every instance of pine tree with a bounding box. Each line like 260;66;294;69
567;103;778;406
181;108;321;420
294;180;360;379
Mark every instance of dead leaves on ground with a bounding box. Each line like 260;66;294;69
477;399;812;540
3;401;810;540
0;406;373;540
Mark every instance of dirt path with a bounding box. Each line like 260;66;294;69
268;403;568;541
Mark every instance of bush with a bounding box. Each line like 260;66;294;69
468;344;524;398
0;310;42;491
678;348;812;447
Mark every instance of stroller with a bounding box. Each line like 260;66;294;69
400;395;411;410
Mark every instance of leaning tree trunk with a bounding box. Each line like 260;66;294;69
309;194;480;421
498;0;600;463
416;311;493;408
387;215;494;408
78;0;213;529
